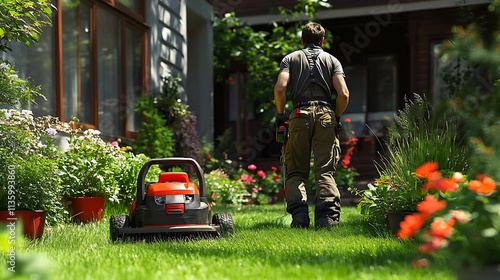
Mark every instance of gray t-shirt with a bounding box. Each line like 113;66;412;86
279;45;344;103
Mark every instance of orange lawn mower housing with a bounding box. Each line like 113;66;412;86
110;157;234;241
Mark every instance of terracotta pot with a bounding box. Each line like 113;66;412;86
0;210;46;240
387;211;416;236
69;196;105;223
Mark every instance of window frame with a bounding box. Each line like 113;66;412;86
55;0;147;137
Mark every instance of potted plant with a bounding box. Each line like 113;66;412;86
351;94;469;232
0;110;66;239
398;162;500;277
58;129;119;223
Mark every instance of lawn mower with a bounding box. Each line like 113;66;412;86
110;157;234;241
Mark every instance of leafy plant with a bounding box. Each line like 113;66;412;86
58;130;120;201
205;169;247;206
155;75;205;167
131;95;175;160
112;145;162;204
352;94;469;227
0;109;73;224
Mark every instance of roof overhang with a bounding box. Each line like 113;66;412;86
239;0;492;25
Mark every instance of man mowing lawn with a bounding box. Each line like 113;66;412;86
274;22;350;229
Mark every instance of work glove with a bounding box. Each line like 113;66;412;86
335;116;342;138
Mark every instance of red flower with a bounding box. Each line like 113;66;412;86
247;164;257;171
271;166;278;172
344;118;351;123
418;236;448;254
416;195;447;215
468;174;497;195
428;177;458;193
272;175;280;182
429;217;455;238
257;170;266;179
397;213;429;239
415;162;439;179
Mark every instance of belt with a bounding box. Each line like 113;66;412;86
294;100;332;110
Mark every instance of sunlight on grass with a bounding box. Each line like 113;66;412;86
25;204;455;280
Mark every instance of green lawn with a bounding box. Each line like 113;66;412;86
24;204;455;280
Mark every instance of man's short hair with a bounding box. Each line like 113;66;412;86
302;22;325;45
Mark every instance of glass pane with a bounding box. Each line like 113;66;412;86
62;2;92;123
342;65;367;136
96;7;122;136
367;56;397;112
125;27;144;133
2;6;57;116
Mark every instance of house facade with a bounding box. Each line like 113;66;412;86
3;0;214;141
214;0;491;167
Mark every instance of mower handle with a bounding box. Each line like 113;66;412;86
136;157;206;205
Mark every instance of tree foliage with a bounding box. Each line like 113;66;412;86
0;0;54;107
439;0;500;180
0;0;54;52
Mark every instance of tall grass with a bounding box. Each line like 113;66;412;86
20;203;456;280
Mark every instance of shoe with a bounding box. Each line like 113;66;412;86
315;217;339;229
291;212;310;229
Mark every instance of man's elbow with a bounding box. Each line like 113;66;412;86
339;88;349;101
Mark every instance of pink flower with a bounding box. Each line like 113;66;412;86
240;173;253;185
257;170;266;179
247;164;257;171
273;175;280;182
211;193;218;200
252;187;262;193
110;141;119;147
271;166;278;172
46;128;57;136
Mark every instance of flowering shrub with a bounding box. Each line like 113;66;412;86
205;169;247;206
58;129;121;201
0;109;70;224
398;162;500;269
239;164;283;204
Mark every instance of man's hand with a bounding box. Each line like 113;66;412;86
335;116;342;138
276;112;289;128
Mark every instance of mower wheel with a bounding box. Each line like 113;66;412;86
212;212;234;237
110;214;129;242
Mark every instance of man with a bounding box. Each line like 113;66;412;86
274;22;349;229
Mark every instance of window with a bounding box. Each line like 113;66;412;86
61;1;147;136
4;0;147;138
342;55;397;137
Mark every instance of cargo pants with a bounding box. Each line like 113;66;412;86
284;101;342;223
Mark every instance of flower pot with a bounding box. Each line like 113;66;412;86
387;211;416;236
0;210;46;240
69;196;105;223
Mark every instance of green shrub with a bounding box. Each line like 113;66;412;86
112;150;162;204
131;95;175;159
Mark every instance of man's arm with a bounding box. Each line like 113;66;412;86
274;71;289;114
332;73;349;118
